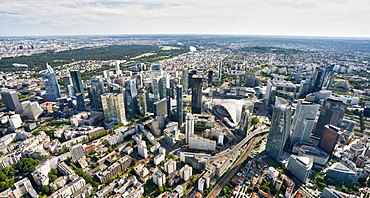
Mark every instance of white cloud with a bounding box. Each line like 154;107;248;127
0;0;369;36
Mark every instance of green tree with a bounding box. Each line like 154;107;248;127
251;117;260;125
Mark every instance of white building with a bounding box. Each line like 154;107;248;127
9;114;22;128
154;154;165;166
164;159;177;174
137;145;148;158
179;164;193;181
152;170;166;186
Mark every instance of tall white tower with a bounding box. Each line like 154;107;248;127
185;113;194;144
115;61;122;75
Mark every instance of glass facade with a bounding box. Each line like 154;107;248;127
265;97;292;161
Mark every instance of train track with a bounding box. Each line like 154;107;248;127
207;135;265;198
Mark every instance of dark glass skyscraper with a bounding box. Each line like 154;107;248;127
176;85;183;127
265;97;292;161
0;90;20;111
90;76;105;109
70;70;84;96
191;76;203;114
207;70;213;87
312;97;347;139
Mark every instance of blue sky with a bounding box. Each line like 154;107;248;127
1;0;369;37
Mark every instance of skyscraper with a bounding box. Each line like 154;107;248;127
182;69;189;92
321;64;335;90
101;93;126;124
152;77;160;102
237;102;254;136
70;70;84;96
191;76;203;114
309;67;323;93
265;97;292;161
43;63;61;102
90;76;105;109
207;70;213;87
125;78;138;115
264;80;296;105
318;125;343;157
218;60;222;79
151;63;163;80
312;97;347;140
158;76;167;100
115;61;122;75
0;90;20;111
290;100;320;145
185;113;194;144
176;85;183;128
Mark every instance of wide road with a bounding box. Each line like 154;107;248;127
207;135;266;198
211;126;269;160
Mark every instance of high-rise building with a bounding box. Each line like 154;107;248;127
75;93;86;111
185;113;194;144
182;69;189;92
207;70;213;87
191;76;203;114
264;80;296;105
138;90;148;116
0;90;20;111
176;85;183;127
179;164;193;181
245;73;257;87
309;67;324;93
101;93;126;124
237;102;254;136
318;124;342;157
218;60;222;78
115;61;122;75
125;79;138;115
158;76;167;100
321;64;335;90
152;170;166;187
90;76;105;109
265;97;292;161
287;155;313;183
151;63;163;80
70;70;84;96
43;63;61;101
312;97;347;140
290;100;319;145
164;159;177;174
152;77;160;102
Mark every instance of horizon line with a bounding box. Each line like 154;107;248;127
1;33;370;39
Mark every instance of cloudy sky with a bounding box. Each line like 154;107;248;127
1;0;369;37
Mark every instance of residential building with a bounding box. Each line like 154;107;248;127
179;164;193;181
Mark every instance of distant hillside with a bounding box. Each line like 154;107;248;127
0;45;188;72
240;46;303;54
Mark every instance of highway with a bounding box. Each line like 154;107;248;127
211;126;269;160
207;135;265;198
